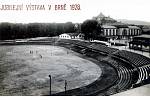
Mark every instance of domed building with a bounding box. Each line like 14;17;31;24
93;12;117;24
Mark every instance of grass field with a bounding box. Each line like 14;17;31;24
0;45;102;96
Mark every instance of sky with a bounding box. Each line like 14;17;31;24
0;0;150;23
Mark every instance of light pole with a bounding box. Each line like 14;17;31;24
49;75;51;95
149;45;150;57
64;80;67;95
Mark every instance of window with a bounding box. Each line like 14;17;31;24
113;29;115;36
105;29;108;36
131;29;133;35
109;29;111;36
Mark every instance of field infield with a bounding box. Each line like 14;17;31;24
0;45;102;96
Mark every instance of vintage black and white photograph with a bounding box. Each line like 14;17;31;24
0;0;150;97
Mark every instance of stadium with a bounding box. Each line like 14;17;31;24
0;37;150;96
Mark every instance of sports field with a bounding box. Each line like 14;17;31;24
0;45;102;95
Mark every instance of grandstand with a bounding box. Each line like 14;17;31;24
52;38;150;96
114;50;150;67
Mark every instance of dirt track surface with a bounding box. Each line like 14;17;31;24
0;45;102;95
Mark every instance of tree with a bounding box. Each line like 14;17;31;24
0;22;78;40
81;20;101;40
63;22;75;33
0;23;11;40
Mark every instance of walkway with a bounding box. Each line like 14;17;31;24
113;84;150;96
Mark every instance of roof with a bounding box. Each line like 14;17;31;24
104;17;115;21
93;12;117;24
107;22;129;28
142;25;150;32
97;12;105;18
102;25;116;29
134;34;150;39
62;33;82;37
142;25;150;29
128;26;140;29
113;25;129;28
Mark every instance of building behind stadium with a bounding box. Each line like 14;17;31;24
93;13;142;40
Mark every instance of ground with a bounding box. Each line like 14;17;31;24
0;45;101;96
113;84;150;96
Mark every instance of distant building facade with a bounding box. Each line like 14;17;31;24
102;25;117;36
59;33;84;39
93;12;142;40
101;25;141;40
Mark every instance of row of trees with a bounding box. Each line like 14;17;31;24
0;20;102;40
0;22;77;40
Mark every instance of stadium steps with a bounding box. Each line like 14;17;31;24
136;65;150;84
52;39;150;95
117;67;132;90
102;57;133;94
114;50;150;67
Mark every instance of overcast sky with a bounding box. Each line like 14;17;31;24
0;0;150;23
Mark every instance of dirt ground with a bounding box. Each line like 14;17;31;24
0;45;102;96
